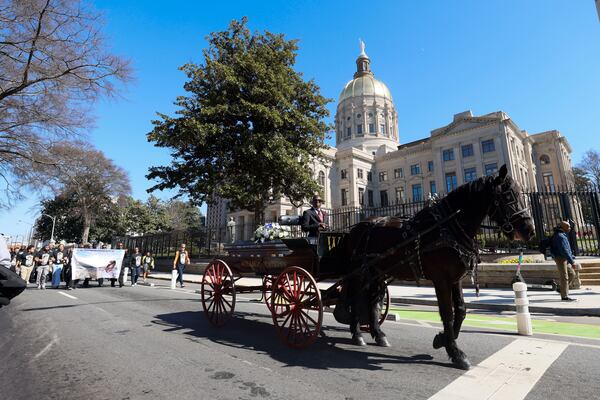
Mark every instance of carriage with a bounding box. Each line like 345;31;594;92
199;216;391;348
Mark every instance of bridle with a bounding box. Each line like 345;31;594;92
487;181;531;235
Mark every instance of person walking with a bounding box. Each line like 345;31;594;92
130;247;142;287
51;243;67;289
18;245;36;285
550;221;579;302
117;244;129;288
141;251;154;283
173;244;190;288
35;244;53;290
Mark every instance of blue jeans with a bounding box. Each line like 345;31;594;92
131;267;140;285
52;264;63;287
177;264;184;286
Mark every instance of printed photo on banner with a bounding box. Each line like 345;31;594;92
71;249;126;281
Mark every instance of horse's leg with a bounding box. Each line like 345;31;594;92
451;281;466;339
370;284;390;347
432;280;471;370
349;280;366;346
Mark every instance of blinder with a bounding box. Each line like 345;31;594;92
489;180;531;234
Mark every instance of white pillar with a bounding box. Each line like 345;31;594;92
512;281;533;336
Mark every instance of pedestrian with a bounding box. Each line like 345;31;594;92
142;251;154;283
550;221;579;302
173;244;190;288
18;245;36;284
116;243;129;288
130;247;142;287
35;244;53;290
51;243;67;289
63;245;74;290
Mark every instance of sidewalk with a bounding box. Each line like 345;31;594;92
149;272;600;317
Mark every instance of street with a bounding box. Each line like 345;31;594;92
1;280;599;400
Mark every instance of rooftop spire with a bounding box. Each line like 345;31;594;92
354;39;372;78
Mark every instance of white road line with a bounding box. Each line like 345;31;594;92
33;334;59;360
57;291;78;300
428;338;567;400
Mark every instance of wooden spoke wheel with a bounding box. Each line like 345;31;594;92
271;266;323;348
262;275;275;312
360;285;390;332
201;259;236;327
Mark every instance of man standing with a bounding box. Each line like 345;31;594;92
130;247;142;287
302;195;328;244
550;221;579;302
173;244;189;288
35;244;53;290
51;243;67;289
19;245;36;284
117;243;129;288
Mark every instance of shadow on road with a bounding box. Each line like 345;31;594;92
152;310;456;370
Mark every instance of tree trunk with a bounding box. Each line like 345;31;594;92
82;213;91;244
254;200;266;228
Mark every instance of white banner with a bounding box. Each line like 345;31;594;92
71;249;126;281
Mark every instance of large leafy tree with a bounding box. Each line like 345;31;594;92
147;18;331;226
0;0;131;207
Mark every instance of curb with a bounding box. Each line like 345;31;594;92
390;297;600;317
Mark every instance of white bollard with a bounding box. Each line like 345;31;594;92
171;269;177;289
512;281;533;336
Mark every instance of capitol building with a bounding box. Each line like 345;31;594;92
207;43;575;239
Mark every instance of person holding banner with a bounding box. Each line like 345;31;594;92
142;251;154;283
51;243;67;289
173;244;190;288
18;245;36;284
35;244;53;290
130;247;142;286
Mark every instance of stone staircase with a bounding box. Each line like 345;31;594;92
580;262;600;286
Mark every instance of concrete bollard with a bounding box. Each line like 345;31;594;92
171;269;177;289
512;281;533;336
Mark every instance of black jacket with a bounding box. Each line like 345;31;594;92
302;208;327;237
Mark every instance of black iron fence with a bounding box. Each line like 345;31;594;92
113;188;600;258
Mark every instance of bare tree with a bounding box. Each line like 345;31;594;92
0;0;132;206
577;150;600;188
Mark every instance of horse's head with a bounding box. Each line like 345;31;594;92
488;165;535;242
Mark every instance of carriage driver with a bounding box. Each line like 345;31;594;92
302;194;329;244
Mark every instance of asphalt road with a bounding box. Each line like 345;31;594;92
1;280;599;400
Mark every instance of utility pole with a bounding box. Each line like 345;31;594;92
42;214;57;243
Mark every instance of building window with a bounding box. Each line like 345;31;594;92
380;124;385;134
484;163;498;176
368;113;373;117
340;169;347;179
367;171;372;182
369;123;375;134
357;124;363;135
318;170;325;187
430;181;436;194
341;189;348;206
346;127;351;137
410;164;421;175
380;190;388;207
357;168;363;179
540;154;550;165
367;190;374;206
445;172;457;192
356;113;361;118
358;187;365;206
461;144;474;158
427;161;434;172
395;187;404;203
412;184;423;202
464;167;477;182
379;171;388;182
347;116;351;120
394;168;403;179
442;149;455;162
543;173;555;192
482;139;495;153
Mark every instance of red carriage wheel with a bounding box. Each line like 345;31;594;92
201;259;236;327
271;266;323;348
360;285;390;332
262;275;275;312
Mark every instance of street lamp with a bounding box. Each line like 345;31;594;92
41;213;57;243
18;220;35;246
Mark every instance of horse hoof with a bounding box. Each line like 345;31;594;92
376;336;391;347
452;357;471;370
433;333;445;349
352;334;367;346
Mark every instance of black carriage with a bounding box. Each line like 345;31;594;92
200;218;390;348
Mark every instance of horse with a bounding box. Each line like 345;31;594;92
338;164;535;370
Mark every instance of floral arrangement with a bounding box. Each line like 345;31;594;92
499;257;535;264
253;222;292;243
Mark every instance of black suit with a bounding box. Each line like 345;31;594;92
302;208;327;237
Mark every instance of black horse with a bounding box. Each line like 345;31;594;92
339;165;535;370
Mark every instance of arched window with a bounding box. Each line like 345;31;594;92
539;154;550;165
318;170;325;187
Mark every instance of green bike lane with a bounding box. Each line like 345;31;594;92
389;306;600;340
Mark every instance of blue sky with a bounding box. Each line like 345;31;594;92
2;0;600;239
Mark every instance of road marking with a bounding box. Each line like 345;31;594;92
57;291;77;300
33;334;59;360
428;338;567;400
